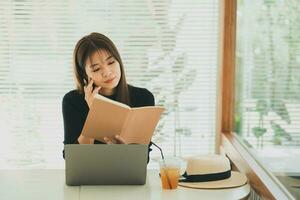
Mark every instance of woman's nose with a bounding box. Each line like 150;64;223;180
102;67;112;78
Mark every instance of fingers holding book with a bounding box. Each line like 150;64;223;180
115;135;127;144
104;135;127;144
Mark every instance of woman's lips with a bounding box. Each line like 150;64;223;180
104;77;115;84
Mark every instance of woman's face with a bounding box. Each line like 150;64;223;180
85;50;121;95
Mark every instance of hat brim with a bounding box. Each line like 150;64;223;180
178;171;247;189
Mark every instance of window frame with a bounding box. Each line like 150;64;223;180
216;0;295;199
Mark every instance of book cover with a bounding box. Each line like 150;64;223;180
81;94;165;144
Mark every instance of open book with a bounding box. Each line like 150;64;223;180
81;94;165;144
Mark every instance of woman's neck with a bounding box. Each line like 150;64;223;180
99;88;115;96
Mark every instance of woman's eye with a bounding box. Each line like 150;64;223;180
93;68;99;72
108;61;115;65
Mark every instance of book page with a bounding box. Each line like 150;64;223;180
94;94;130;109
121;107;164;144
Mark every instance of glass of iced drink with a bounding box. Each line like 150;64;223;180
159;157;181;190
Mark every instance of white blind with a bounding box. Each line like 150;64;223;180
236;0;300;148
0;0;219;169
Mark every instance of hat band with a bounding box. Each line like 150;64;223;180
180;170;231;182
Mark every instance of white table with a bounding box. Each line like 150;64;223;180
0;169;250;200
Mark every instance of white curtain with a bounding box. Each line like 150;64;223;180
0;0;219;169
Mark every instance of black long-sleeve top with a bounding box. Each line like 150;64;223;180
62;85;155;162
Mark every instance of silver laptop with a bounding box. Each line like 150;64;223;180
65;144;148;186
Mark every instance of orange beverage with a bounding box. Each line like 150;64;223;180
160;167;180;189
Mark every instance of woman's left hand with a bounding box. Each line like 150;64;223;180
104;135;127;144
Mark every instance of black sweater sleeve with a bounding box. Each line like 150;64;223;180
62;94;87;144
62;91;88;158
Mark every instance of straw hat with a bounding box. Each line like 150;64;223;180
178;154;248;189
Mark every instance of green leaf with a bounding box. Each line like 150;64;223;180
271;121;285;136
252;127;267;138
270;121;292;141
273;136;282;145
175;127;192;136
235;114;242;134
270;100;291;124
255;99;269;116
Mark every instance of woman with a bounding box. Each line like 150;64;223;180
62;32;154;162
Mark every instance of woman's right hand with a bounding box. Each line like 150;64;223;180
84;78;101;108
104;135;127;144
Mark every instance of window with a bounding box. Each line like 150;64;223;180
0;0;219;169
235;0;300;198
